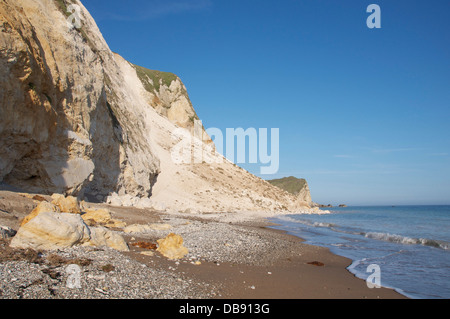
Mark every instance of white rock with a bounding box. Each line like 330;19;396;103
10;212;91;250
87;226;129;252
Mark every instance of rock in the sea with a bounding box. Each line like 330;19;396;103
156;233;189;260
51;194;81;214
21;201;60;226
10;212;91;250
87;226;129;252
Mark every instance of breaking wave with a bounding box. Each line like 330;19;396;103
277;216;335;228
364;232;450;250
276;215;450;250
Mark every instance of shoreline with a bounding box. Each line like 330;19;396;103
112;204;407;299
221;221;406;299
260;223;407;299
0;190;406;299
262;219;409;298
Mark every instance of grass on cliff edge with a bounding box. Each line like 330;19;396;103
54;0;74;17
267;176;307;195
133;64;178;93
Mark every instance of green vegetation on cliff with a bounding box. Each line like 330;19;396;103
267;176;307;195
132;63;201;125
133;64;178;93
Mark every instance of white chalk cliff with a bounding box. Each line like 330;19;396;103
0;0;306;213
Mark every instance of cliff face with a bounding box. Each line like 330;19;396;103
0;0;159;198
0;0;306;212
267;177;313;207
133;63;212;144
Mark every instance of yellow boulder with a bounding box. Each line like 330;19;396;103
51;194;81;214
21;201;60;226
82;208;112;226
156;233;189;260
81;207;126;228
87;226;129;252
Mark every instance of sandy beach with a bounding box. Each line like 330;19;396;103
0;190;405;299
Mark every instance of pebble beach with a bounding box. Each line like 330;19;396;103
0;190;405;299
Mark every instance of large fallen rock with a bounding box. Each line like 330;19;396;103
10;211;129;252
87;226;129;252
21;201;60;226
81;207;112;225
51;194;81;215
81;207;126;228
156;233;189;260
10;212;91;250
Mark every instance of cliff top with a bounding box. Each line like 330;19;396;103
267;176;308;196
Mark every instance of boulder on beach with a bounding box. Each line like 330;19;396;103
11;211;91;250
81;208;112;226
21;201;60;226
88;226;129;252
81;207;126;228
10;202;129;252
156;233;189;260
51;194;82;215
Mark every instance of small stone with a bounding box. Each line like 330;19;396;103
307;261;325;267
0;225;16;239
140;251;155;257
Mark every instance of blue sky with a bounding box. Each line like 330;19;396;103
83;0;450;206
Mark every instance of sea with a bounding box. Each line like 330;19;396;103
270;205;450;299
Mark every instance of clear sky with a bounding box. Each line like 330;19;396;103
82;0;450;206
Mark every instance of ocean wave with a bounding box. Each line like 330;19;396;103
275;216;450;250
276;216;335;228
313;222;335;228
364;232;450;250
